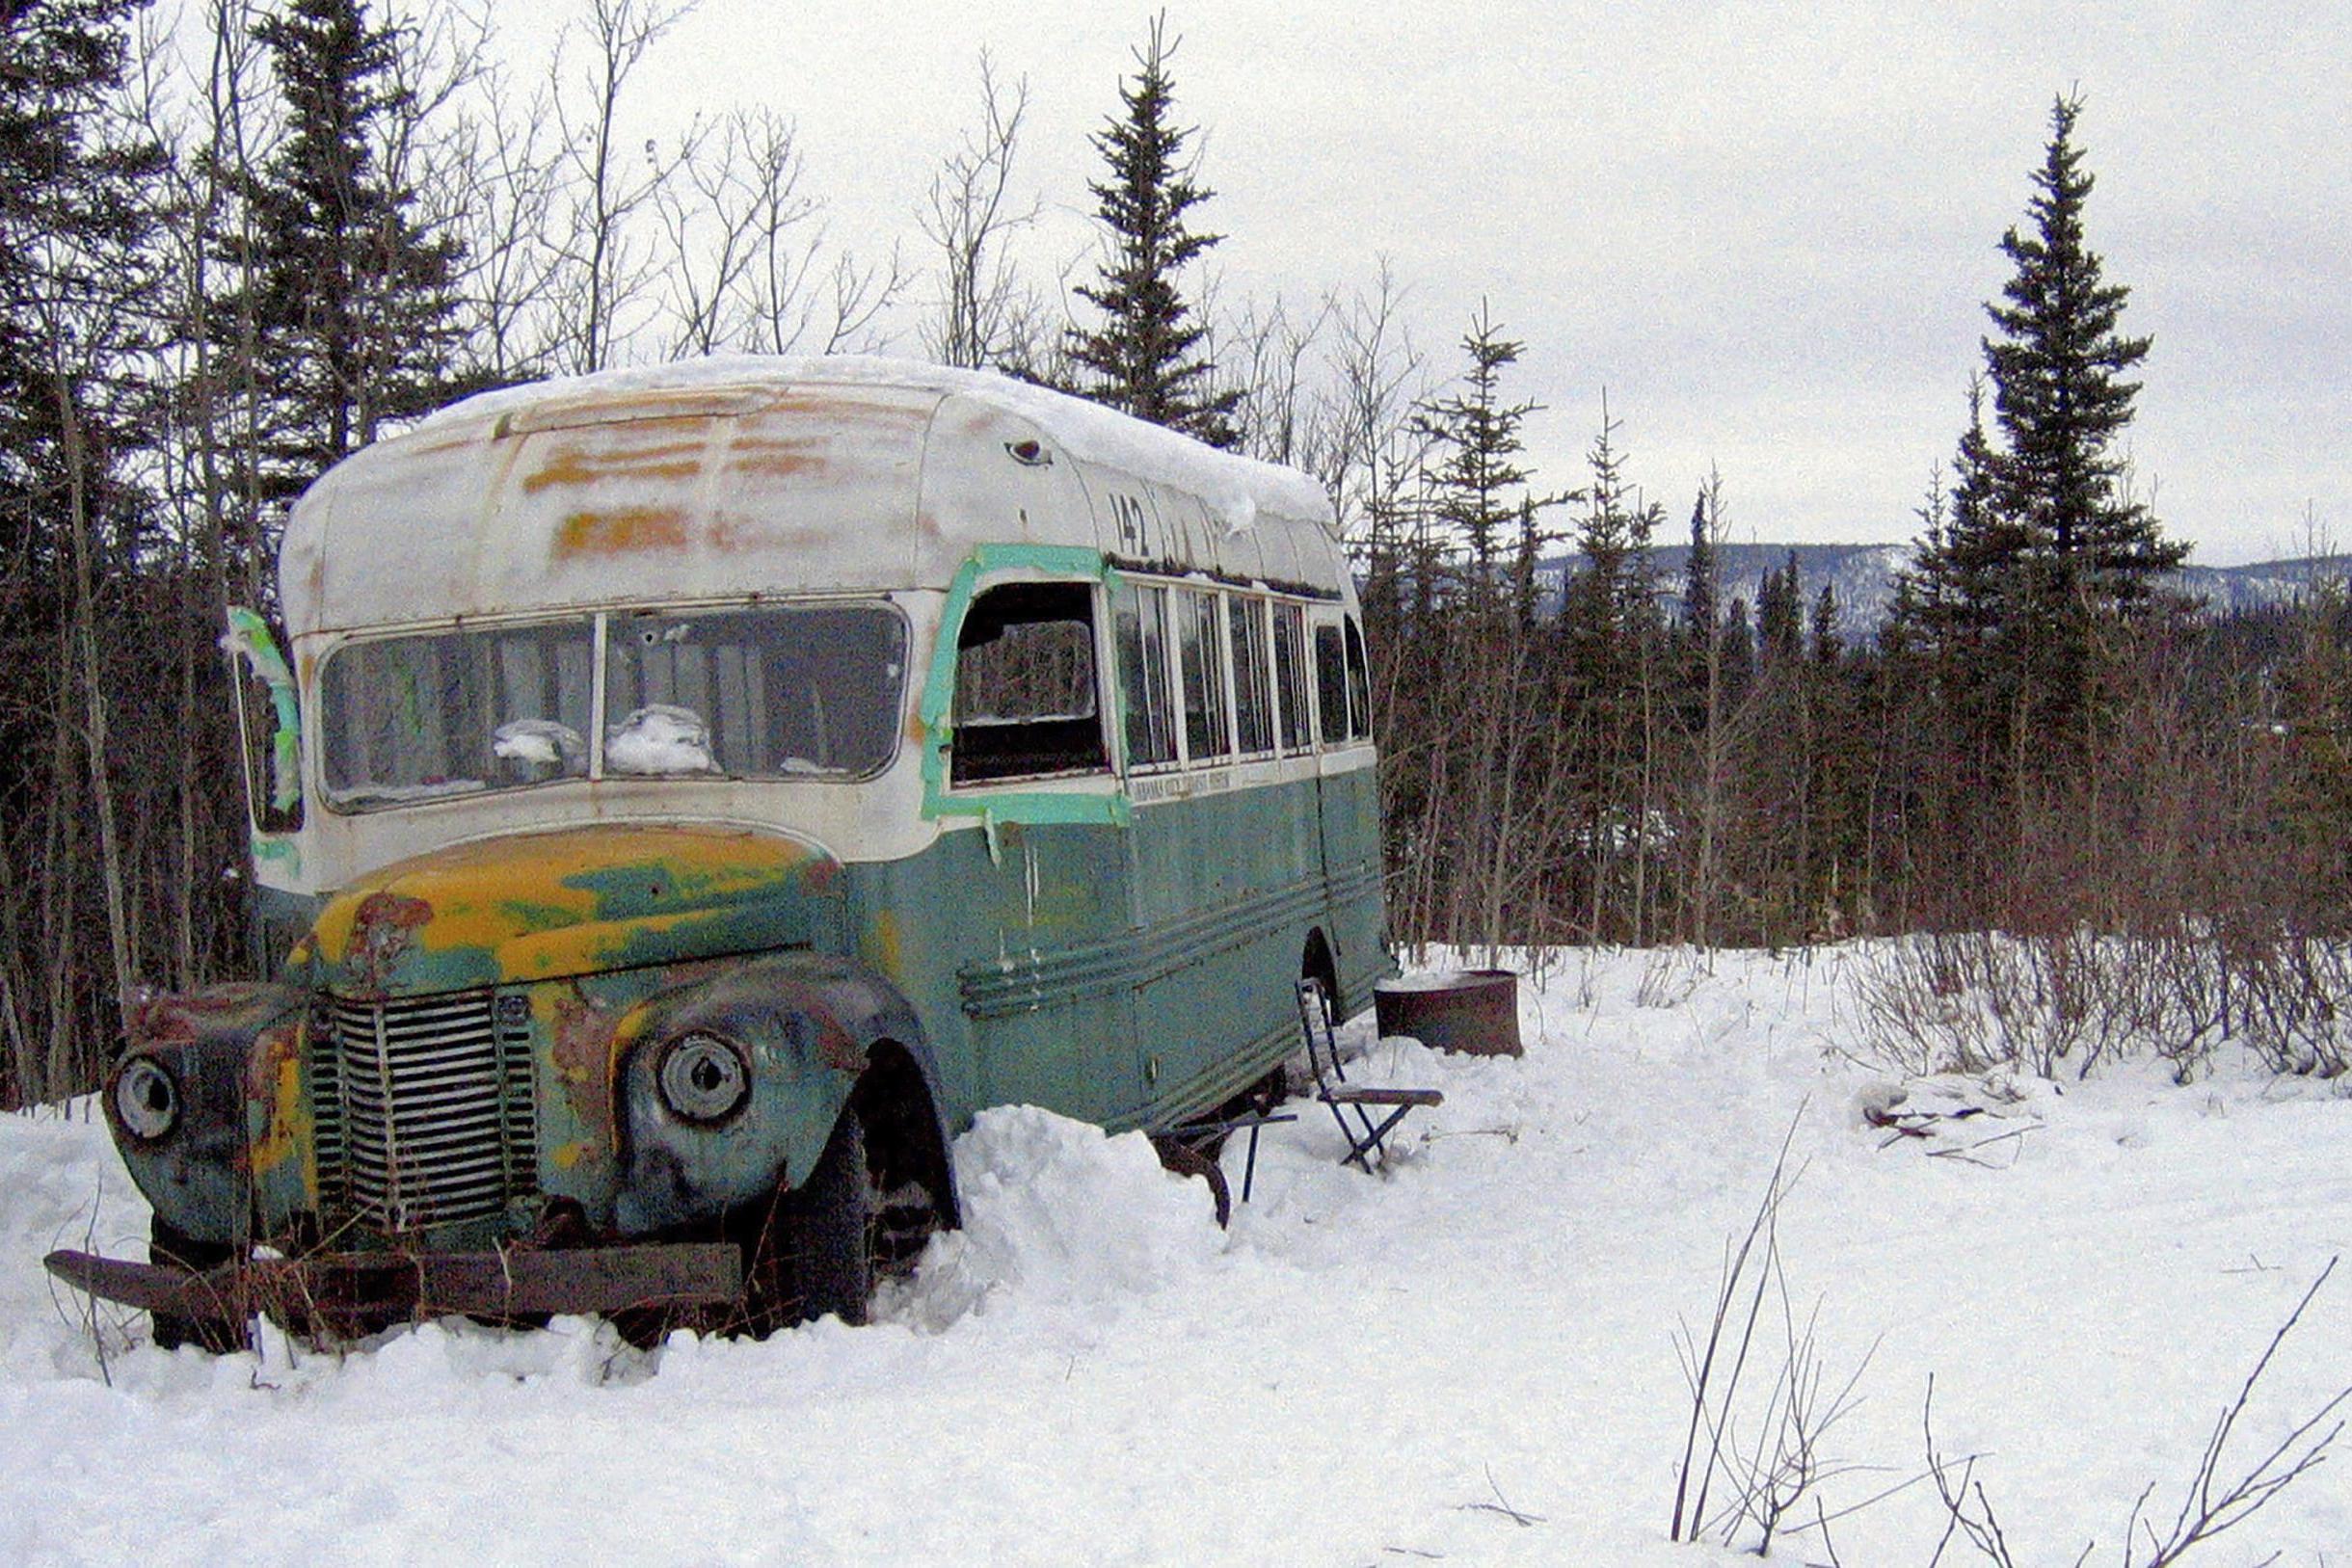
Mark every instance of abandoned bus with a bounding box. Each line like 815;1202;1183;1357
48;356;1388;1344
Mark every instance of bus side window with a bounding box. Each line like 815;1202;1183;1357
1178;589;1232;762
1112;580;1177;768
1271;602;1310;754
1229;596;1274;755
1344;616;1373;741
950;582;1108;784
1314;622;1348;746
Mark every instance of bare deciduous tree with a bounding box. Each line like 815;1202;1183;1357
546;0;699;373
919;51;1035;370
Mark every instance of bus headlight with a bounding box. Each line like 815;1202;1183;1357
656;1032;750;1125
113;1056;181;1144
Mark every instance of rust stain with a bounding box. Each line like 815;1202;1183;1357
725;438;830;482
693;515;824;554
128;983;291;1049
127;1000;196;1048
553;506;691;559
521;439;706;495
807;1006;867;1075
549;985;619;1138
728;453;828;481
246;1021;300;1108
348;890;433;993
521;387;761;428
760;391;933;429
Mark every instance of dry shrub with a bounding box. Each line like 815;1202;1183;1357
1853;919;2352;1084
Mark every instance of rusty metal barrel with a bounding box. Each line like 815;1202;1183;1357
1373;969;1522;1056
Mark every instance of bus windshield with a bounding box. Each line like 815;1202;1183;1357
321;602;907;809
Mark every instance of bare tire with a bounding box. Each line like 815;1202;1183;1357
147;1216;246;1353
788;1110;874;1326
634;1110;879;1345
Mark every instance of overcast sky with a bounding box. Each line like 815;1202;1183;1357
521;1;2347;566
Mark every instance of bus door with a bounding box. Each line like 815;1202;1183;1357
940;575;1139;1128
1310;609;1380;996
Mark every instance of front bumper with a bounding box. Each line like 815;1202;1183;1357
44;1240;741;1332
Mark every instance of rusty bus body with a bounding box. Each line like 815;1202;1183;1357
47;357;1388;1343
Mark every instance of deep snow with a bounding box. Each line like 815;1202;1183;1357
2;946;2347;1565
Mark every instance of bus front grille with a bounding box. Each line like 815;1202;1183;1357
309;991;537;1232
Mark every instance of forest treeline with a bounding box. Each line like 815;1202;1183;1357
2;0;2344;1105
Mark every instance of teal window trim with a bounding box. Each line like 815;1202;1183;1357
226;606;305;876
921;545;1132;829
227;606;301;811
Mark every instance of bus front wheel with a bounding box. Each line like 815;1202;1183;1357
147;1216;248;1353
783;1108;873;1327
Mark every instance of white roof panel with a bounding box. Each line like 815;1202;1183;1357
281;356;1342;637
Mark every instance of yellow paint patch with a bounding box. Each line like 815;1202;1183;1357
252;1051;306;1180
551;1139;600;1172
866;908;904;980
307;825;824;974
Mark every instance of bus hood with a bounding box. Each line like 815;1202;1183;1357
295;825;845;997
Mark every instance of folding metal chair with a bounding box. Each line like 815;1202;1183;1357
1155;1093;1296;1226
1296;977;1441;1172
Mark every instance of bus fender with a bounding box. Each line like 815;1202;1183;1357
103;983;301;1247
612;952;955;1234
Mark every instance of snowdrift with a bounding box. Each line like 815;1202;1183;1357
2;946;2346;1564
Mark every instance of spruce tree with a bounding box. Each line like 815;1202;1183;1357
0;0;166;598
1557;405;1665;941
1983;94;2183;610
1677;490;1719;659
1065;14;1239;446
1891;95;2186;791
1410;305;1558;615
1718;598;1754;705
1756;553;1803;667
1809;582;1842;667
226;0;472;505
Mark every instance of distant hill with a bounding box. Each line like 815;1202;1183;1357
1534;545;2351;634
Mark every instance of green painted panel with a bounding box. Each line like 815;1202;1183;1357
837;771;1386;1136
235;766;1386;1252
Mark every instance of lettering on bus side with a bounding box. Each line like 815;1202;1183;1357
1109;492;1152;557
1129;768;1235;806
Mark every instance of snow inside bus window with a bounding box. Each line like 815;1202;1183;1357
605;602;906;779
322;619;595;808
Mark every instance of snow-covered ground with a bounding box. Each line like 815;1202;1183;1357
2;946;2346;1565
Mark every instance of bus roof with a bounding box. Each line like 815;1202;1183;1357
280;356;1343;637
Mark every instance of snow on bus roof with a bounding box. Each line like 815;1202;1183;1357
418;354;1333;533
